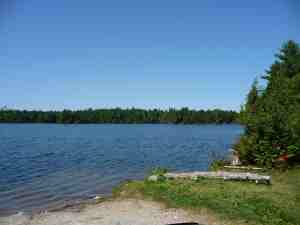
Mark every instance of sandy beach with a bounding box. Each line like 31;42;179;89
0;199;226;225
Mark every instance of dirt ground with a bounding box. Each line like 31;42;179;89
0;199;227;225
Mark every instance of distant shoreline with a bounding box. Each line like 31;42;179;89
0;122;240;125
0;108;238;124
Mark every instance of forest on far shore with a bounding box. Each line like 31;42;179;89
0;107;237;124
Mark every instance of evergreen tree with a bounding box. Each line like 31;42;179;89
236;40;300;166
0;108;237;124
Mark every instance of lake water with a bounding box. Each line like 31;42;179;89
0;124;243;216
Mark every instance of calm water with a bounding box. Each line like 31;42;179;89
0;124;243;216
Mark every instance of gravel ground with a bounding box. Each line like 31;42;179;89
0;199;227;225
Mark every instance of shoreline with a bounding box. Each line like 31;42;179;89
0;198;224;225
0;193;111;218
2;168;299;225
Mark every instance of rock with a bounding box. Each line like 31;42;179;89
148;175;159;182
94;195;102;200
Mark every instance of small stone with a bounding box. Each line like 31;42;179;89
94;195;102;200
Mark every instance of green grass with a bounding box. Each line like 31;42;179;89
113;168;300;225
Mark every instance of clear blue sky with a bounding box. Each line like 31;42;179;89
1;0;299;111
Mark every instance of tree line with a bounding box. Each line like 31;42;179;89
0;108;237;124
235;40;300;166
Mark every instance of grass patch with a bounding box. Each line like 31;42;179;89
114;168;300;225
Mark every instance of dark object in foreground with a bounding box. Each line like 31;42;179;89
166;223;200;225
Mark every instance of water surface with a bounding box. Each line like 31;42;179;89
0;124;243;215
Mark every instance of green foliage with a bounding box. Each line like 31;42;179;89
209;159;229;171
0;108;238;124
151;167;168;176
115;168;300;225
287;145;299;155
149;167;168;182
233;134;258;164
236;40;300;166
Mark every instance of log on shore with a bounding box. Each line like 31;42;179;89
223;165;264;170
162;171;271;184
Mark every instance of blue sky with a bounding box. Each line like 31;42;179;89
1;0;299;111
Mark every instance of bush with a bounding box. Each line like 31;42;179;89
151;167;168;176
209;159;230;171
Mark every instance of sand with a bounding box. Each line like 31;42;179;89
0;199;227;225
